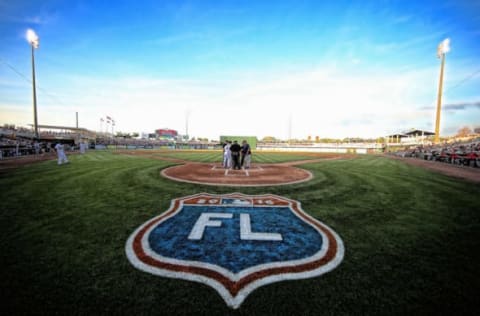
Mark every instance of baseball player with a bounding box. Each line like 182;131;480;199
34;141;40;156
223;140;232;169
79;141;86;154
54;142;69;165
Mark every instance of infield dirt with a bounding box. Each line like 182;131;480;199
161;163;313;186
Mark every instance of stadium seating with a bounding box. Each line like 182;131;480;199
393;140;480;168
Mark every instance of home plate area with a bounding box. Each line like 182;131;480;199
210;163;263;176
161;163;313;186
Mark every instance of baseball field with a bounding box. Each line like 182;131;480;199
1;150;479;315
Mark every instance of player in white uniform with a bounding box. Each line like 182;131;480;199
223;140;232;169
34;141;40;156
54;143;69;165
79;141;86;154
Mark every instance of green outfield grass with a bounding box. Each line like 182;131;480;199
148;149;328;163
1;151;479;315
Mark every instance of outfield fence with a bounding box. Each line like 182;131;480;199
257;143;385;154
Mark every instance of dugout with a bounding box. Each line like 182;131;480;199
32;124;96;144
220;136;257;149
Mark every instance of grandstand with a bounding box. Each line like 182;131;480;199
386;129;435;145
392;138;480;168
0;124;96;158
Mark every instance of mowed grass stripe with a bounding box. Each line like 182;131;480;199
76;151;112;161
149;150;222;162
0;152;181;314
0;153;479;315
144;149;331;163
269;156;480;315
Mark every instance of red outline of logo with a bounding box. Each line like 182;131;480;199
125;193;344;309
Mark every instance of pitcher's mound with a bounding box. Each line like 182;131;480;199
161;163;312;187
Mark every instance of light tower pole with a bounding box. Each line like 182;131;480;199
434;38;450;144
26;29;40;139
185;109;190;141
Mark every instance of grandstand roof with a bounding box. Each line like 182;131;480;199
404;129;435;136
386;133;407;138
33;124;92;132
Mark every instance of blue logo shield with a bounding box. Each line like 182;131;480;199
126;193;344;309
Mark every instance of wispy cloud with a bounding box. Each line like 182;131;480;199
148;32;203;45
371;31;445;55
0;0;57;25
148;26;253;46
443;101;480;111
0;12;56;25
422;101;480;111
392;14;413;24
22;15;49;25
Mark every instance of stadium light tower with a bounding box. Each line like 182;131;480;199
26;29;40;139
434;38;450;144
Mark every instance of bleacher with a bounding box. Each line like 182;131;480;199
393;139;480;168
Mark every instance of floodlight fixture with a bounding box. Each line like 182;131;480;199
437;38;450;58
26;29;39;48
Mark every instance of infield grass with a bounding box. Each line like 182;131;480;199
1;151;479;315
145;149;330;163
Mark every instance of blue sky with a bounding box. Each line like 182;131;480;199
1;0;479;140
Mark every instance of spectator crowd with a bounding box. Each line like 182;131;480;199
392;139;480;168
0;136;60;159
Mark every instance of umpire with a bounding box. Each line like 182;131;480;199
240;140;251;169
230;140;242;170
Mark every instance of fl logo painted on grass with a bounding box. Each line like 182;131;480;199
125;193;344;309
